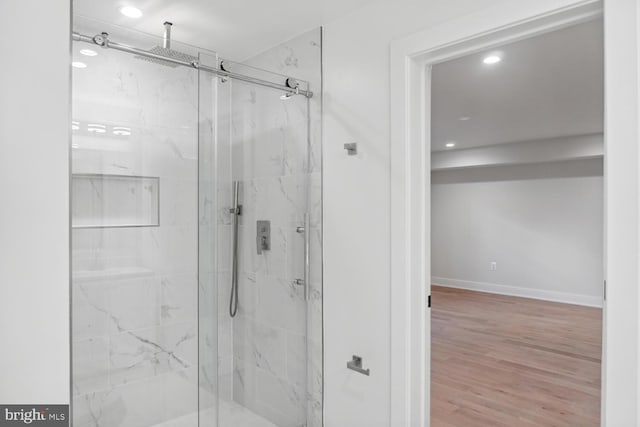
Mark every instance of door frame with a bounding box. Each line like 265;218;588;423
389;0;640;425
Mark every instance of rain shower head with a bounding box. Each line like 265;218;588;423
135;22;198;67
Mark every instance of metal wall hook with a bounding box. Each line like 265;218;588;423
344;143;357;156
347;355;370;376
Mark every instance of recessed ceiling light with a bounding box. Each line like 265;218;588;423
71;121;80;131
87;124;106;133
120;6;143;18
113;127;132;136
79;49;98;57
445;142;456;148
458;116;471;121
72;61;87;69
483;55;501;65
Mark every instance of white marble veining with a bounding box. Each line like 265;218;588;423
72;28;204;427
152;400;277;427
73;368;199;427
72;21;322;427
226;27;323;427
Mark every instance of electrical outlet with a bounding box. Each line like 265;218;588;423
490;262;497;271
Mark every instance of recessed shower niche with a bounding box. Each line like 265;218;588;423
70;15;322;427
71;174;160;228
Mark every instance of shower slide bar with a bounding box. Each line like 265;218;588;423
229;181;241;318
71;31;313;98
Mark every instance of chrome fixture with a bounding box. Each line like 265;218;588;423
293;213;310;300
280;77;300;99
219;61;230;83
163;21;172;49
229;181;242;318
285;77;300;89
256;220;271;254
92;32;110;49
132;22;198;67
72;31;313;98
344;142;358;155
347;355;370;376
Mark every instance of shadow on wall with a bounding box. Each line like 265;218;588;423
432;157;603;184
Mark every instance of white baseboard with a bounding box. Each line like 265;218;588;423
432;276;603;308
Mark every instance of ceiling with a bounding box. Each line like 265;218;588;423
73;0;374;60
431;19;604;152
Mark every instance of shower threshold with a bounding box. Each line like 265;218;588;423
152;399;277;427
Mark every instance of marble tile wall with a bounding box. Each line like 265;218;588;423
71;34;210;427
71;20;322;427
224;28;323;427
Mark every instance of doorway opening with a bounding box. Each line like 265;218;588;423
428;20;604;425
385;1;634;425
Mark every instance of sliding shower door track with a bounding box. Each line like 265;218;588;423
72;31;313;98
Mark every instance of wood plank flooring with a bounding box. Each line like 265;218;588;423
431;286;602;427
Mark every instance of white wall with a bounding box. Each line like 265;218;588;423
602;0;640;424
321;0;622;426
431;159;604;307
0;0;70;404
322;0;510;425
432;134;603;170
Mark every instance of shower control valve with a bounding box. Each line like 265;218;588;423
256;220;271;254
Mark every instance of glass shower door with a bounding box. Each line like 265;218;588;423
210;66;312;427
71;20;216;427
71;20;321;427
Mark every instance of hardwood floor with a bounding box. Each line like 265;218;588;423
431;286;602;427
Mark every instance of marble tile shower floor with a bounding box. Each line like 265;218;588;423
152;399;277;427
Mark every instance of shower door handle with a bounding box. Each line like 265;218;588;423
295;213;310;301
